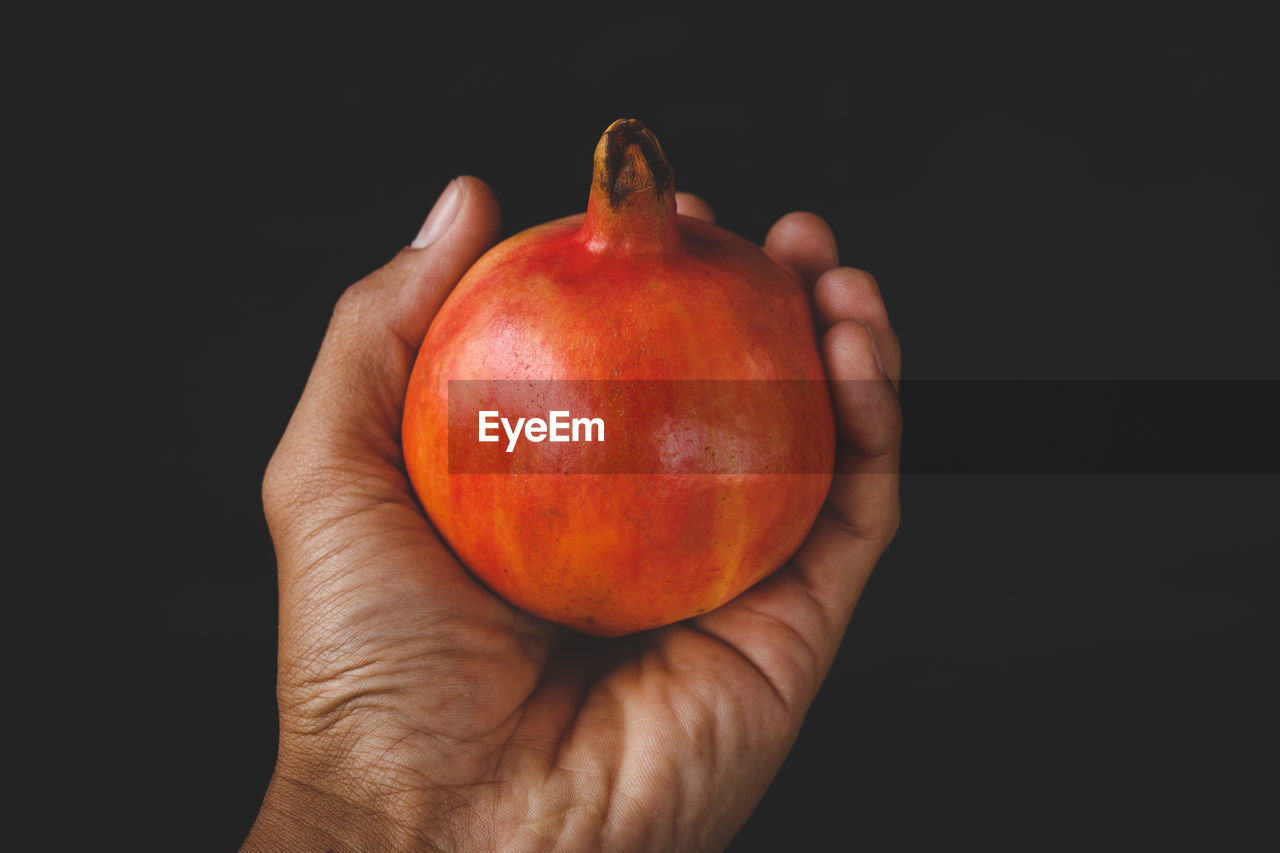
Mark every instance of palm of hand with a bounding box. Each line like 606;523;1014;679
252;180;900;852
275;489;820;849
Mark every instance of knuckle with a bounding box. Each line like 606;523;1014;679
261;444;346;534
261;447;301;527
328;280;377;336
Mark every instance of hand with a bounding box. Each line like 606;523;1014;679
242;177;902;852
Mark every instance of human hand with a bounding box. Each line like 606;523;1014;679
242;177;901;852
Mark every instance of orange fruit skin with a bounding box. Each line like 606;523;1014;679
403;210;834;637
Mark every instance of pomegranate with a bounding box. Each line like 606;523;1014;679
402;119;835;636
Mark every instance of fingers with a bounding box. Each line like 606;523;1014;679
689;209;901;721
764;212;839;285
263;177;502;538
823;321;901;462
675;192;715;223
334;176;502;378
788;317;901;637
761;211;900;389
814;268;901;388
767;209;901;651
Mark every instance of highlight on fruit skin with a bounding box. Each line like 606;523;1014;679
402;119;836;636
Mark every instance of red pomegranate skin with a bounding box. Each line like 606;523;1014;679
402;120;835;636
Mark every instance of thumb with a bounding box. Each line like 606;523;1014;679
263;177;501;538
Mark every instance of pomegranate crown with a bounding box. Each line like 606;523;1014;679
598;119;673;204
583;118;678;254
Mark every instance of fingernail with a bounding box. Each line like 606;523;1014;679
411;179;462;248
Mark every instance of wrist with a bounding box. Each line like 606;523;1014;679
241;769;434;853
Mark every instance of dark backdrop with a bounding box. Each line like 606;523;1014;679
10;8;1276;851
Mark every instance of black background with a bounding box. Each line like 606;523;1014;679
9;8;1277;851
